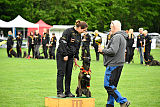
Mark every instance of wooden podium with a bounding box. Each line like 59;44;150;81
45;96;95;107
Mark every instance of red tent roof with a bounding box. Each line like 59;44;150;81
36;19;52;28
27;19;52;36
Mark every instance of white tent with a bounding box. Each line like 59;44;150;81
7;15;39;28
0;15;39;28
0;20;10;28
0;15;39;38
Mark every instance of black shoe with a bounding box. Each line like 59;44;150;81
57;93;66;98
120;101;130;107
65;93;75;97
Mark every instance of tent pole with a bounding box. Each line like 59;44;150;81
23;28;25;39
12;27;15;38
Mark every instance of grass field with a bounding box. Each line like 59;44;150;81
0;48;160;107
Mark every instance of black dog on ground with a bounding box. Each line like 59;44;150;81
23;51;27;58
76;52;91;97
147;55;160;66
10;48;17;57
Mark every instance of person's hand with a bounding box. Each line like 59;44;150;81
64;56;68;61
137;48;139;51
74;58;77;64
98;45;103;53
71;38;75;42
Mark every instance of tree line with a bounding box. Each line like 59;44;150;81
0;0;160;33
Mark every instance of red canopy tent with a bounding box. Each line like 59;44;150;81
27;19;52;36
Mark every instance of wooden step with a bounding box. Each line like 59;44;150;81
45;96;95;107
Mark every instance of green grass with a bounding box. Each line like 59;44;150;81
0;48;160;107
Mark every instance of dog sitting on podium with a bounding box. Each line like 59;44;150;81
76;51;91;97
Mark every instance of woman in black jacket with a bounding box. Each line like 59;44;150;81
56;20;88;98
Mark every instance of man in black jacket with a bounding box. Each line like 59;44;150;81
137;28;144;64
126;29;134;63
34;30;41;59
16;31;23;58
7;31;15;57
92;30;102;61
28;31;34;58
49;33;57;59
42;29;49;59
82;32;91;58
143;30;152;65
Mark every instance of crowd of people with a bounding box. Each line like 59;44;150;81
106;27;152;65
125;28;152;65
6;29;57;60
6;26;153;66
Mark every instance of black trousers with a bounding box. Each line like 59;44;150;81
144;49;150;64
56;53;74;95
16;45;22;58
94;45;99;61
126;46;134;63
7;46;12;58
28;44;34;58
49;46;56;59
130;47;135;61
82;45;90;57
43;45;48;58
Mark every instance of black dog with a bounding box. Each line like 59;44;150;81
147;55;160;66
76;52;91;97
10;48;17;57
23;51;27;58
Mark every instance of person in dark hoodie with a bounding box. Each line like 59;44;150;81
56;20;88;98
42;28;49;59
92;30;102;61
126;29;134;63
143;30;152;65
28;31;34;58
16;31;23;58
34;30;41;59
81;31;91;58
49;33;57;59
98;20;130;107
137;28;144;64
7;31;17;58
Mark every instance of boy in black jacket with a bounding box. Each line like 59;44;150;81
34;30;41;59
7;31;16;57
16;31;23;58
49;33;57;59
28;31;34;58
82;32;91;58
42;29;49;59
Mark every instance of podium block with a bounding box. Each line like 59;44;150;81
45;96;95;107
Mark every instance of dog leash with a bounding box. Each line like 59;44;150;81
74;61;81;70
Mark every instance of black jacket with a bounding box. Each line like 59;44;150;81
137;34;144;47
106;34;113;45
16;34;23;47
127;34;134;47
34;34;41;45
42;33;49;45
82;33;91;47
50;36;57;47
28;35;34;45
145;35;152;52
93;34;102;51
57;27;81;59
7;36;14;47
